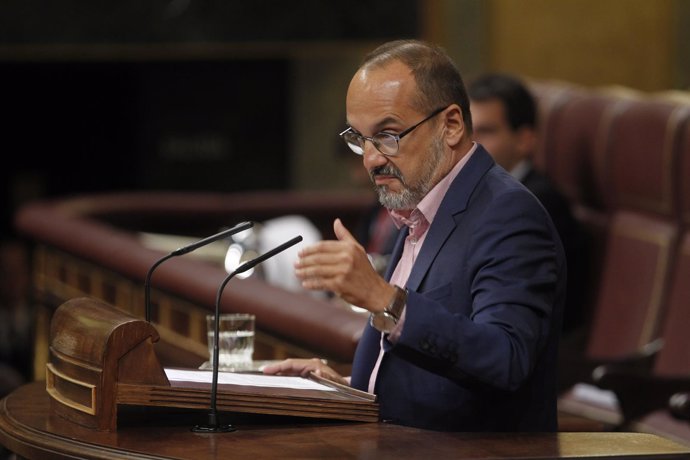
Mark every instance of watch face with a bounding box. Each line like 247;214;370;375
371;312;397;333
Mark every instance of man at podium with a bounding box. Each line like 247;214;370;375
264;39;565;432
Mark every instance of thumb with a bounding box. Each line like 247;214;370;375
333;218;357;243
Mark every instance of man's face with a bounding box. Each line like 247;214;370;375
470;98;526;172
345;61;447;211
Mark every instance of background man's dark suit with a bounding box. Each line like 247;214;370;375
521;164;585;334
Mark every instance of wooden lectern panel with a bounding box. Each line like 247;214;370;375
46;297;378;431
47;297;169;430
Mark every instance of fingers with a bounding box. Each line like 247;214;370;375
333;218;357;243
262;358;309;377
297;241;352;259
311;368;350;386
300;276;336;292
294;252;354;293
296;219;360;260
293;218;375;301
295;251;353;276
295;231;359;292
262;358;342;382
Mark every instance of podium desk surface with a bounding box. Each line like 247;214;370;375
1;382;689;460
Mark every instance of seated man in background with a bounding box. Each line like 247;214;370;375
468;73;585;334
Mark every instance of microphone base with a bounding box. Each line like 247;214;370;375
192;411;236;433
191;423;237;433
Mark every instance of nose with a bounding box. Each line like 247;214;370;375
362;142;387;171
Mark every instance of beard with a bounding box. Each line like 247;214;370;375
370;137;445;210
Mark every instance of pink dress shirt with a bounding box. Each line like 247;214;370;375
367;143;477;393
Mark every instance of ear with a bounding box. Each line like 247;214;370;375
441;104;466;148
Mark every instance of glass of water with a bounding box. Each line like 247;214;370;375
206;313;255;370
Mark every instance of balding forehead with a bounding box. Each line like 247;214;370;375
359;59;412;78
350;61;414;94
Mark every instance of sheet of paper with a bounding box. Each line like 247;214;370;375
164;368;336;392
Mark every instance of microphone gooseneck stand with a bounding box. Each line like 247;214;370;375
193;235;303;433
191;267;242;433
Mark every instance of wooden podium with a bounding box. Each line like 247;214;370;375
45;297;378;431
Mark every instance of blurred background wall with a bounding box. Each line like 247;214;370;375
1;0;689;240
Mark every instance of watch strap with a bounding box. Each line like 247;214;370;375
386;285;408;319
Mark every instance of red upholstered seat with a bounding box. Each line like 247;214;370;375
528;80;578;172
678;111;690;226
532;88;627;328
605;99;688;216
540;90;621;209
557;96;689;431
653;234;690;379
626;111;690;447
557;211;680;428
560;95;688;364
585;212;678;360
586;232;690;445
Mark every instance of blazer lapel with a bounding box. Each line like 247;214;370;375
405;146;495;291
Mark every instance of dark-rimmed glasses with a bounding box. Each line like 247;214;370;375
339;106;448;157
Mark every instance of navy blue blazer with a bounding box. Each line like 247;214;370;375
350;145;566;431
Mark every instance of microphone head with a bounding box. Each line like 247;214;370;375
234;235;303;275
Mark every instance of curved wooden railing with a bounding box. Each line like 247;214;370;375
15;190;375;375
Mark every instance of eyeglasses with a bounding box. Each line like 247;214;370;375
339;106;448;157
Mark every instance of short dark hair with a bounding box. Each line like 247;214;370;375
360;39;473;133
468;73;536;131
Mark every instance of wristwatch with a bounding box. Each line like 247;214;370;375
370;286;408;333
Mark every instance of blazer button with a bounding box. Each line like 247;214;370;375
420;340;430;351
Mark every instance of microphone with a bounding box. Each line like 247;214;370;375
193;234;303;433
144;221;253;323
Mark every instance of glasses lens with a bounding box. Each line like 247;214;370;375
342;131;364;155
347;141;364;155
373;133;399;156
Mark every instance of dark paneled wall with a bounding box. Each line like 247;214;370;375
1;60;289;237
0;1;418;44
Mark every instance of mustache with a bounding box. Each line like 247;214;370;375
369;164;404;183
